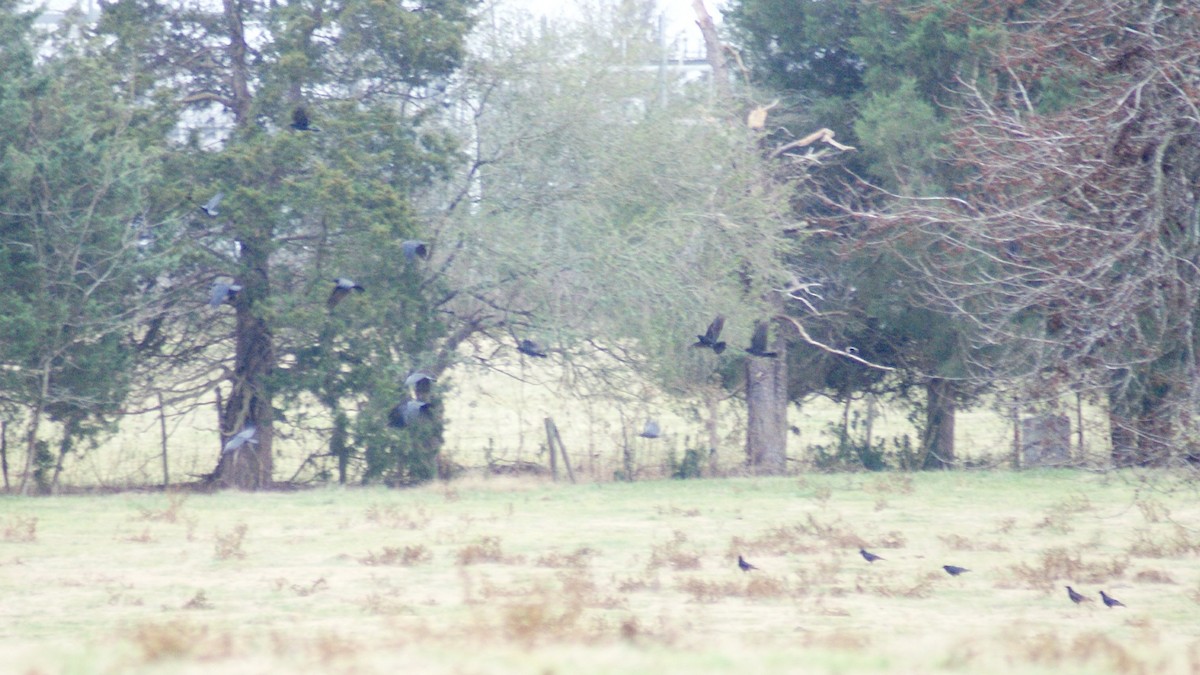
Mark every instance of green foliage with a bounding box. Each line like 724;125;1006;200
853;79;949;195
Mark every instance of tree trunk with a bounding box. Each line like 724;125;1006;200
1109;382;1174;467
921;377;956;470
745;326;787;474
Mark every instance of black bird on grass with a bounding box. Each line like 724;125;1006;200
222;424;257;453
1066;586;1089;604
1099;591;1125;608
209;280;242;308
745;320;778;358
290;106;318;131
199;191;223;217
517;339;548;358
860;548;884;563
402;240;430;261
388;399;431;429
942;565;970;576
693;315;726;354
738;555;758;572
327;277;365;310
638;419;661;439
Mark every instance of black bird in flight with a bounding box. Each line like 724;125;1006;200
222;424;257;453
290;106;318;131
517;339;548;358
199;191;223;217
402;240;430;261
388;400;431;429
327;277;365;310
745;320;778;358
209;280;242;308
860;548;884;563
1099;591;1125;608
1065;586;1089;604
638;419;661;439
942;565;970;576
693;315;726;354
738;555;758;572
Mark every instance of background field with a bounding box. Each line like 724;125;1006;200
3;470;1198;674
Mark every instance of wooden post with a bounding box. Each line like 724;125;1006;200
1075;391;1085;460
550;421;576;484
1;420;7;491
544;417;558;481
157;392;170;488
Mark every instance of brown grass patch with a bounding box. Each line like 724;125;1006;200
359;545;432;567
1132;568;1176;584
128;620;231;662
938;533;1009;552
1000;547;1128;591
213;524;247;561
3;515;37;542
648;530;703;570
456;536;516;565
136;493;188;523
535;547;596;569
1127;525;1200;558
364;503;431;530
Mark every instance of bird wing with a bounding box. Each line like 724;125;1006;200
203;192;223;212
750;321;768;351
706;315;725;341
209;282;228;307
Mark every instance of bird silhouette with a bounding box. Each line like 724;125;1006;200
1065;586;1089;604
222;424;257;453
738;555;758;572
639;419;661;439
199;191;223;217
209;280;242;308
517;339;548;358
1099;590;1125;608
388;400;431;429
693;315;726;354
326;277;365;310
402;240;430;261
942;565;970;576
745;320;778;358
290;106;318;131
405;370;435;399
860;548;884;563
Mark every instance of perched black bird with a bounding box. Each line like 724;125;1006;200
327;277;365;310
1099;591;1125;608
199;191;224;217
1065;586;1089;604
943;565;970;576
388;399;431;429
860;548;884;563
693;315;726;354
517;339;548;358
402;240;430;261
737;555;758;572
290;106;318;131
222;424;257;453
209;280;242;308
405;370;435;399
745;320;778;358
638;419;661;439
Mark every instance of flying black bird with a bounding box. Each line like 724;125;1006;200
388;399;431;429
209;280;242;308
222;424;257;453
1065;586;1089;604
517;339;548;358
738;555;758;572
860;548;884;563
693;315;726;354
638;419;661;439
326;277;365;310
745;320;778;358
943;565;970;576
1099;591;1125;608
290;106;317;131
402;240;430;261
199;191;224;217
405;370;435;398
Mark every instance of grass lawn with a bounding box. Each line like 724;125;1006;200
2;470;1198;673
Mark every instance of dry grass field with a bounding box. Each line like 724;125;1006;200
3;470;1199;674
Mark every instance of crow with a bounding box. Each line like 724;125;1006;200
290;106;318;131
1066;586;1089;604
388;399;431;429
199;191;224;217
745;320;778;358
943;565;970;576
639;419;661;439
738;555;758;572
693;315;726;354
222;424;257;453
860;548;884;563
327;277;365;311
1099;590;1125;608
402;240;430;261
405;370;435;399
209;280;242;308
517;339;548;358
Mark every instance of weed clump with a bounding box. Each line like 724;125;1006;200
213;524;247;561
647;531;702;570
359;545;432;567
3;515;37;542
456;536;508;565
